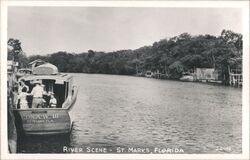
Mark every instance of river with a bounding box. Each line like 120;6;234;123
17;73;242;154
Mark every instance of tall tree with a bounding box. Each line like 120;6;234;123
8;38;23;62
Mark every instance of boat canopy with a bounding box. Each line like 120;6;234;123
33;63;59;75
19;62;72;83
19;74;73;82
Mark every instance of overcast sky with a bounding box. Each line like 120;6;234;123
8;7;242;56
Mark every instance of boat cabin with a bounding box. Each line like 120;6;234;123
17;63;74;109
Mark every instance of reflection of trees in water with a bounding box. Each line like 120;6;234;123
17;134;70;153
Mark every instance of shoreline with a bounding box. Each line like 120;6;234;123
64;72;242;88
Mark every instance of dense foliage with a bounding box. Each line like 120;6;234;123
9;30;242;83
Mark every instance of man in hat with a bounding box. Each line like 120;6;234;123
31;80;46;108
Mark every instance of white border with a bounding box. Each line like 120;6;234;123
1;1;249;160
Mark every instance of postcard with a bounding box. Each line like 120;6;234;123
1;0;249;159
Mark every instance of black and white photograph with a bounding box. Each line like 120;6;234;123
1;1;249;159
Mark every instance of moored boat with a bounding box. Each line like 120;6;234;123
145;71;153;78
180;72;195;82
179;75;194;82
13;62;78;135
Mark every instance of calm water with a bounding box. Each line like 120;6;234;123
17;73;242;154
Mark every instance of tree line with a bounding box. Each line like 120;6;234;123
8;29;242;84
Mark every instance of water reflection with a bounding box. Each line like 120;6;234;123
17;134;70;153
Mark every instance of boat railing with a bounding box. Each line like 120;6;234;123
13;108;69;111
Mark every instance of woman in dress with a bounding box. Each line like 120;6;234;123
16;87;30;109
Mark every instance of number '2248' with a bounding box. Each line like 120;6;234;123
216;146;232;152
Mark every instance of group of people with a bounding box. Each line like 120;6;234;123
16;80;57;109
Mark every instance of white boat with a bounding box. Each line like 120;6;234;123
145;71;153;78
180;75;194;82
13;62;78;135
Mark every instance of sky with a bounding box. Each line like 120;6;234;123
8;7;242;56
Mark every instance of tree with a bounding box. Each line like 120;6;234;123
22;29;242;84
8;38;23;62
169;61;184;79
221;29;242;52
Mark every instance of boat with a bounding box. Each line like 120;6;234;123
145;71;153;78
180;73;194;82
13;62;78;135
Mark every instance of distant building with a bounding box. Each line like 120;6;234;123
228;66;242;86
195;68;218;81
8;60;18;73
7;60;14;73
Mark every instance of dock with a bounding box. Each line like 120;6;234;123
228;67;242;87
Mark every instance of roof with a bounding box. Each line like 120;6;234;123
33;63;59;75
18;68;32;71
7;60;13;65
21;61;73;82
20;73;73;82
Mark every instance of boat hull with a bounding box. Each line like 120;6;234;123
14;86;78;135
14;108;72;135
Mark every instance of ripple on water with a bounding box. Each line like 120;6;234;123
17;74;242;153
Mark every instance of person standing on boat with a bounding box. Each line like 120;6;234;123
16;87;30;109
18;80;29;93
49;93;57;108
31;80;46;108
